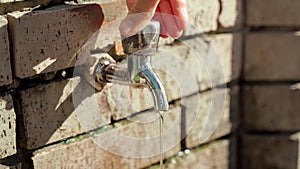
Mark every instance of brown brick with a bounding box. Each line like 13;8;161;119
244;33;300;81
0;16;12;86
159;34;241;92
185;88;238;148
184;0;219;35
218;0;243;29
8;2;126;78
0;94;16;159
32;106;181;169
241;134;300;169
163;139;232;169
247;0;300;27
19;77;111;149
242;85;300;131
103;84;153;120
184;0;242;35
208;33;242;82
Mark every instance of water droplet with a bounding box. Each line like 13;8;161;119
171;158;177;164
184;149;191;154
177;151;184;157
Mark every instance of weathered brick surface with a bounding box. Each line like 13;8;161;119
244;33;300;81
219;0;242;29
242;85;300;131
185;88;238;148
8;2;126;78
159;33;241;93
19;77;111;149
247;0;300;27
32;106;181;169
164;139;232;169
0;16;12;86
184;0;242;35
241;134;300;169
0;94;16;159
208;33;242;82
185;0;219;35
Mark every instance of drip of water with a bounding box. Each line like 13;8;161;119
158;111;164;169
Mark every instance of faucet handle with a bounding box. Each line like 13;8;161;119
122;20;160;56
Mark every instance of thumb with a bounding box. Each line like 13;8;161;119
120;0;160;37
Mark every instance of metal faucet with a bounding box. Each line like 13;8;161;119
95;20;169;111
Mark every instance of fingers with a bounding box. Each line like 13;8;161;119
120;0;160;37
169;0;188;30
121;0;188;39
153;8;168;38
158;0;183;38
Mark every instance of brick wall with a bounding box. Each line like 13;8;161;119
241;1;300;169
0;0;242;168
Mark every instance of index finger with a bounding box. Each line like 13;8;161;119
169;0;188;30
125;0;136;9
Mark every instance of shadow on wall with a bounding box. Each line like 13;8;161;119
240;132;300;169
17;76;105;150
9;4;110;150
0;16;12;86
7;3;105;79
224;0;242;168
240;85;300;169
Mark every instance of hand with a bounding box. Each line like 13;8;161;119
119;0;188;39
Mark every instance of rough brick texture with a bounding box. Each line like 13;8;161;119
242;85;300;131
244;33;300;81
187;0;219;33
0;16;12;86
31;106;181;169
247;0;300;27
185;0;242;35
185;88;238;148
241;134;300;169
8;2;126;78
158;34;241;93
219;0;242;29
208;33;242;82
0;94;16;159
19;77;111;149
164;139;233;169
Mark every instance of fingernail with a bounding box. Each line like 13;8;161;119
120;19;134;35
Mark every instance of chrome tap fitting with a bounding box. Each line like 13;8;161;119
95;20;168;111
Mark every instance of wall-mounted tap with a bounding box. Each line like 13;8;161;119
95;20;169;111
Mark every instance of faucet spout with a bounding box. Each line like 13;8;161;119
140;63;169;111
128;54;168;111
